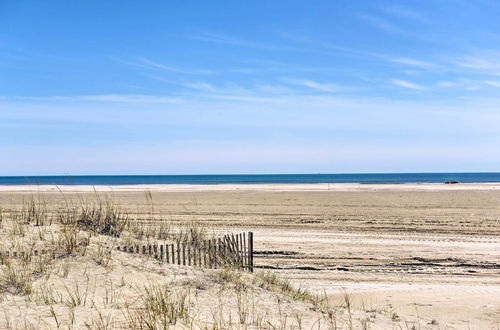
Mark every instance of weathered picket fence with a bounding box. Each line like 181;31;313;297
0;232;255;272
117;231;254;272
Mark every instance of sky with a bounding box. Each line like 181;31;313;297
1;0;500;175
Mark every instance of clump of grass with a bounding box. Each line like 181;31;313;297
10;196;50;227
212;266;249;291
253;270;316;304
64;281;91;307
32;253;54;275
10;219;26;237
57;198;130;237
28;285;63;305
126;284;191;328
236;291;249;324
1;260;33;295
58;224;80;256
92;243;113;268
84;310;115;330
24;197;49;226
176;221;208;245
78;199;130;237
342;292;354;329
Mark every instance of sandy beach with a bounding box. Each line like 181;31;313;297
0;183;498;328
2;182;500;192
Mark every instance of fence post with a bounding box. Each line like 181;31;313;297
234;234;241;266
198;244;202;266
217;238;222;268
243;233;247;271
239;233;244;269
177;242;181;265
248;232;253;272
202;241;207;267
182;243;186;265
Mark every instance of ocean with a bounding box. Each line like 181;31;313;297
0;173;500;185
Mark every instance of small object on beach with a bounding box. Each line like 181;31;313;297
444;180;459;184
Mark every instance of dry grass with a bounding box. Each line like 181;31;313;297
1;259;33;295
125;284;191;329
253;270;319;304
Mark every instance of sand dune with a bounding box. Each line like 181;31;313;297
1;184;499;328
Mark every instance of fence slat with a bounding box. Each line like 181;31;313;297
217;238;222;268
198;244;202;266
203;244;207;267
242;233;247;271
182;243;186;265
177;242;181;265
208;240;212;268
239;233;244;268
248;231;254;272
193;244;196;266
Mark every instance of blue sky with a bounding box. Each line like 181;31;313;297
1;0;500;175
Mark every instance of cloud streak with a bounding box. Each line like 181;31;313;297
283;78;340;93
5;94;182;104
189;32;280;50
115;57;214;75
390;79;424;90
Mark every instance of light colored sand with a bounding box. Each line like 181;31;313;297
1;182;500;192
1;184;499;328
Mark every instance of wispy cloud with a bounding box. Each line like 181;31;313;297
435;79;495;91
358;13;407;35
7;94;182;104
115;57;214;75
484;80;500;87
379;5;428;23
182;82;215;91
189;32;277;49
437;81;459;88
319;42;438;72
390;57;434;69
283;78;340;93
137;57;213;74
390;79;424;90
455;52;500;75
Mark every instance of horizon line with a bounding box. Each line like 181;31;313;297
1;171;500;178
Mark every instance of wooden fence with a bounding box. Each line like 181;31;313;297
0;232;254;272
117;231;254;272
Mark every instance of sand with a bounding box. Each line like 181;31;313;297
0;183;499;329
2;182;500;192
